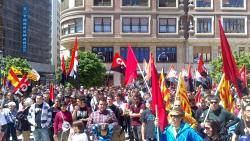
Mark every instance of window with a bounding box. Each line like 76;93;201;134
156;47;177;63
193;46;211;62
222;16;246;34
222;0;245;8
122;17;149;33
61;0;69;11
93;17;112;33
196;0;212;8
94;0;112;6
120;47;149;62
158;17;178;33
159;0;177;8
195;16;214;34
75;0;83;7
122;0;149;7
92;47;113;63
61;18;83;35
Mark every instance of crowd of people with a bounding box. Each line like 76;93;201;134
0;83;249;141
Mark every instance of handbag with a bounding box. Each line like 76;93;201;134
60;112;71;132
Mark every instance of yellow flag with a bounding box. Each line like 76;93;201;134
10;67;22;75
176;73;192;115
159;68;171;110
218;73;234;112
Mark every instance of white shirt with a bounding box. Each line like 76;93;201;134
113;101;126;111
0;110;7;126
71;133;88;141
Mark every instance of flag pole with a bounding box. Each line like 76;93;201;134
174;74;181;101
203;74;224;124
137;64;152;95
155;104;160;141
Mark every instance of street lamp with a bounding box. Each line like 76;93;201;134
179;0;195;63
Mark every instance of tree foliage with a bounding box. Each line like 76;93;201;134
210;52;250;86
1;56;31;75
57;51;106;89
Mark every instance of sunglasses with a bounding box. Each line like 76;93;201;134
174;105;181;107
210;101;218;104
170;115;181;118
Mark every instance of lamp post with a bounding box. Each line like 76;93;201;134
179;0;195;64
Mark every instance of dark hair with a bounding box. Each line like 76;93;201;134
36;93;43;98
60;101;67;107
205;120;221;136
106;94;114;100
209;95;220;102
98;97;107;104
72;121;84;133
77;96;86;103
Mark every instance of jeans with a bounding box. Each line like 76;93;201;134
58;130;70;141
33;128;51;141
132;125;142;141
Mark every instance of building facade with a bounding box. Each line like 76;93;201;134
51;0;61;71
0;0;53;82
60;0;250;85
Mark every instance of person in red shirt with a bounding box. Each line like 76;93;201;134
53;101;73;141
129;93;145;141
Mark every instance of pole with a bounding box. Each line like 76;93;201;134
106;69;112;86
137;64;152;95
174;74;181;101
155;105;160;141
203;74;224;124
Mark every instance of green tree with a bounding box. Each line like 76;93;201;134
210;52;250;87
1;56;31;76
57;51;106;88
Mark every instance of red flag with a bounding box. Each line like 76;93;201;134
151;56;168;132
61;55;66;75
111;52;126;73
124;44;138;86
197;55;207;77
68;37;78;79
12;74;29;94
239;64;247;87
187;64;194;92
195;87;202;103
61;56;67;85
219;20;244;98
49;84;55;102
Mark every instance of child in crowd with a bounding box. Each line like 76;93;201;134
68;121;88;141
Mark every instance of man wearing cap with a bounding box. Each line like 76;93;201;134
199;95;240;133
161;108;203;141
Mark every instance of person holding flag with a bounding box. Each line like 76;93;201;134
199;95;240;139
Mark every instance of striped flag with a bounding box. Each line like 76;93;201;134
166;64;178;82
145;53;153;81
176;73;192;115
218;73;235;113
159;68;171;110
68;37;78;79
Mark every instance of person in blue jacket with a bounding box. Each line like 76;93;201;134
161;108;203;141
